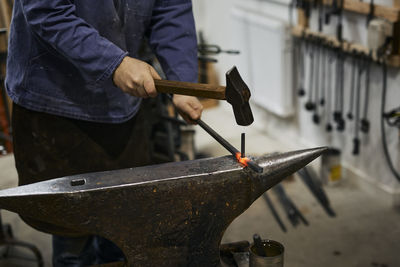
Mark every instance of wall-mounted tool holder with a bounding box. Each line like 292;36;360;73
292;26;400;67
323;0;400;23
296;0;400;64
293;0;400;180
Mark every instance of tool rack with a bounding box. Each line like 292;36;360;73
292;26;400;66
294;0;400;67
323;0;400;22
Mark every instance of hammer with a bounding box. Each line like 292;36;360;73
155;66;254;126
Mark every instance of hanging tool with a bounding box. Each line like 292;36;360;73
198;31;212;84
325;0;338;25
325;44;335;132
297;167;336;217
334;49;346;131
197;32;240;83
263;193;287;233
305;38;316;111
273;183;309;227
366;0;375;26
296;37;306;97
318;0;324;32
336;0;345;132
312;40;321;124
156;66;253;126
337;0;344;42
333;49;341;125
381;60;400;182
361;53;372;134
353;55;366;155
383;108;400;128
346;51;357;120
319;41;327;107
198;44;240;56
338;52;346;131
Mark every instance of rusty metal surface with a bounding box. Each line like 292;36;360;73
0;147;327;266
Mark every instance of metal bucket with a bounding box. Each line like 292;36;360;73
249;239;284;267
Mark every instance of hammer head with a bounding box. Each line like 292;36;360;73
225;66;254;126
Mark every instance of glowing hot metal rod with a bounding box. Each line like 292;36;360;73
0;147;327;266
196;120;263;173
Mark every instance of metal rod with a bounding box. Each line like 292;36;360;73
247;161;263;173
325;48;334;132
165;94;262;173
197;120;238;156
320;44;326;106
241;133;245;158
297;39;305;97
353;58;363;155
197;120;263;173
363;59;371;119
347;53;357;120
314;44;320;109
307;46;314;105
361;54;371;134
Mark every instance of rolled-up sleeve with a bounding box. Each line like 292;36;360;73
20;0;127;85
147;0;198;83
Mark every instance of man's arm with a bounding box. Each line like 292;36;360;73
146;0;203;122
20;0;126;85
146;0;198;83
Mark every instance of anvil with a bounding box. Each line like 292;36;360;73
0;147;326;266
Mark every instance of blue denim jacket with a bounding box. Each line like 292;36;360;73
6;0;198;123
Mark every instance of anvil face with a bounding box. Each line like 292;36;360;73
0;147;326;266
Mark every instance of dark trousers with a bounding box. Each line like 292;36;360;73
12;103;153;265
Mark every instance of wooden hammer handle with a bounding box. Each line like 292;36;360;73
154;79;226;100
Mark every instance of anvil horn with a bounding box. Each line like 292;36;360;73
0;147;327;266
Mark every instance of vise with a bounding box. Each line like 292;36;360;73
0;147;326;266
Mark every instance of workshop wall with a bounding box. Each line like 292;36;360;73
192;0;400;201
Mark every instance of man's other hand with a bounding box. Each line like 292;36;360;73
173;95;203;124
113;56;161;98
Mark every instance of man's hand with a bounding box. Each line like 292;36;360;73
113;56;161;98
173;95;203;124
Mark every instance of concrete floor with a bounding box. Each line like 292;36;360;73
0;105;399;266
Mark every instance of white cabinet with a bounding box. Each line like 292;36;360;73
231;7;294;117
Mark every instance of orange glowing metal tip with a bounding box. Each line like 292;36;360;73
235;152;250;167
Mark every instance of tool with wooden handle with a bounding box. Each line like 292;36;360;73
155;66;254;126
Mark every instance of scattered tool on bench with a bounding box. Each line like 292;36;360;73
0;147;327;266
155;66;253;126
